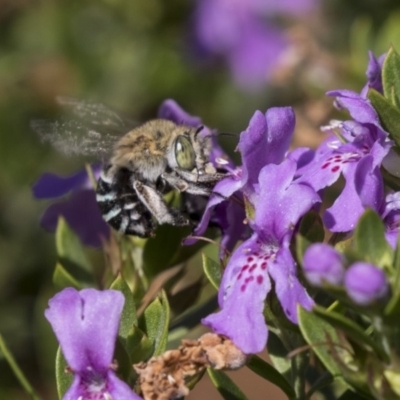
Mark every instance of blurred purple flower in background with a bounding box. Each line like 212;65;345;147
33;165;110;247
344;262;389;305
303;243;345;286
192;0;316;90
45;288;141;400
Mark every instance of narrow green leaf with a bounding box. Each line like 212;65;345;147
110;275;137;340
52;263;82;290
368;89;400;148
56;347;73;399
207;368;248;400
386;233;400;318
55;217;93;283
243;196;255;221
127;325;154;363
139;290;170;356
202;253;222;290
313;306;389;363
298;306;345;377
247;355;295;399
0;333;41;400
295;234;311;266
382;47;400;108
353;209;393;267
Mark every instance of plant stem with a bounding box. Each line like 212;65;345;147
0;333;41;400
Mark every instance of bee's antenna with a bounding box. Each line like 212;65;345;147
194;125;204;139
217;132;238;138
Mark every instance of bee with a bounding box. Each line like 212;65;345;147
32;98;226;237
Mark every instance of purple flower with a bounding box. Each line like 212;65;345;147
45;288;141;400
380;192;400;248
303;244;345;286
203;158;318;354
188;106;296;251
192;0;315;90
33;165;110;247
344;262;389;305
297;94;392;232
360;52;386;97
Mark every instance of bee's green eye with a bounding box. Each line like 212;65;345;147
175;135;196;170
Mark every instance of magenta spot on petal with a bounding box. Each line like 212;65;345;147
261;262;267;269
331;165;340;173
321;163;330;169
247;257;254;262
245;276;254;283
249;264;257;272
237;273;242;280
241;284;246;292
242;265;249;271
257;275;263;284
334;155;341;159
342;160;349;164
264;255;270;260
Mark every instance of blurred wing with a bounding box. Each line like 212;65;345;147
56;97;137;131
31;97;138;159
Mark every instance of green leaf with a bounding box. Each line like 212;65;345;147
295;234;311;266
52;263;82;290
267;332;291;377
55;217;93;283
110;275;137;340
368;89;400;148
382;47;400;108
0;333;41;400
207;368;248;400
298;306;345;378
313;306;389;363
353;209;393;267
243;196;255;221
143;225;191;277
385;233;400;318
138;290;170;356
247;355;295;399
56;347;73;399
126;325;154;363
298;210;325;244
202;253;222;290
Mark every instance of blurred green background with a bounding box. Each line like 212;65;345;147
1;0;400;398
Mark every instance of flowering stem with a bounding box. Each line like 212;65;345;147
0;333;41;400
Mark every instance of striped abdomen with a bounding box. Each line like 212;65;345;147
96;167;155;237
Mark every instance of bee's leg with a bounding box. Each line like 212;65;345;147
133;181;190;226
162;171;214;196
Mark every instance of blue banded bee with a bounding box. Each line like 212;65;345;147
32;98;225;237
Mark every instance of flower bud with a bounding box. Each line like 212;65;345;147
344;262;389;305
303;243;345;286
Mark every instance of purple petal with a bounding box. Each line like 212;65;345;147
45;288;124;372
360;51;385;97
33;170;90;199
255;159;320;240
40;189;110;247
302;243;345;286
157;99;202;127
185;174;243;244
354;155;384;213
344;262;389;305
238;107;295;190
327;90;379;125
106;372;142;400
323;157;382;232
268;243;314;323
203;235;271;354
